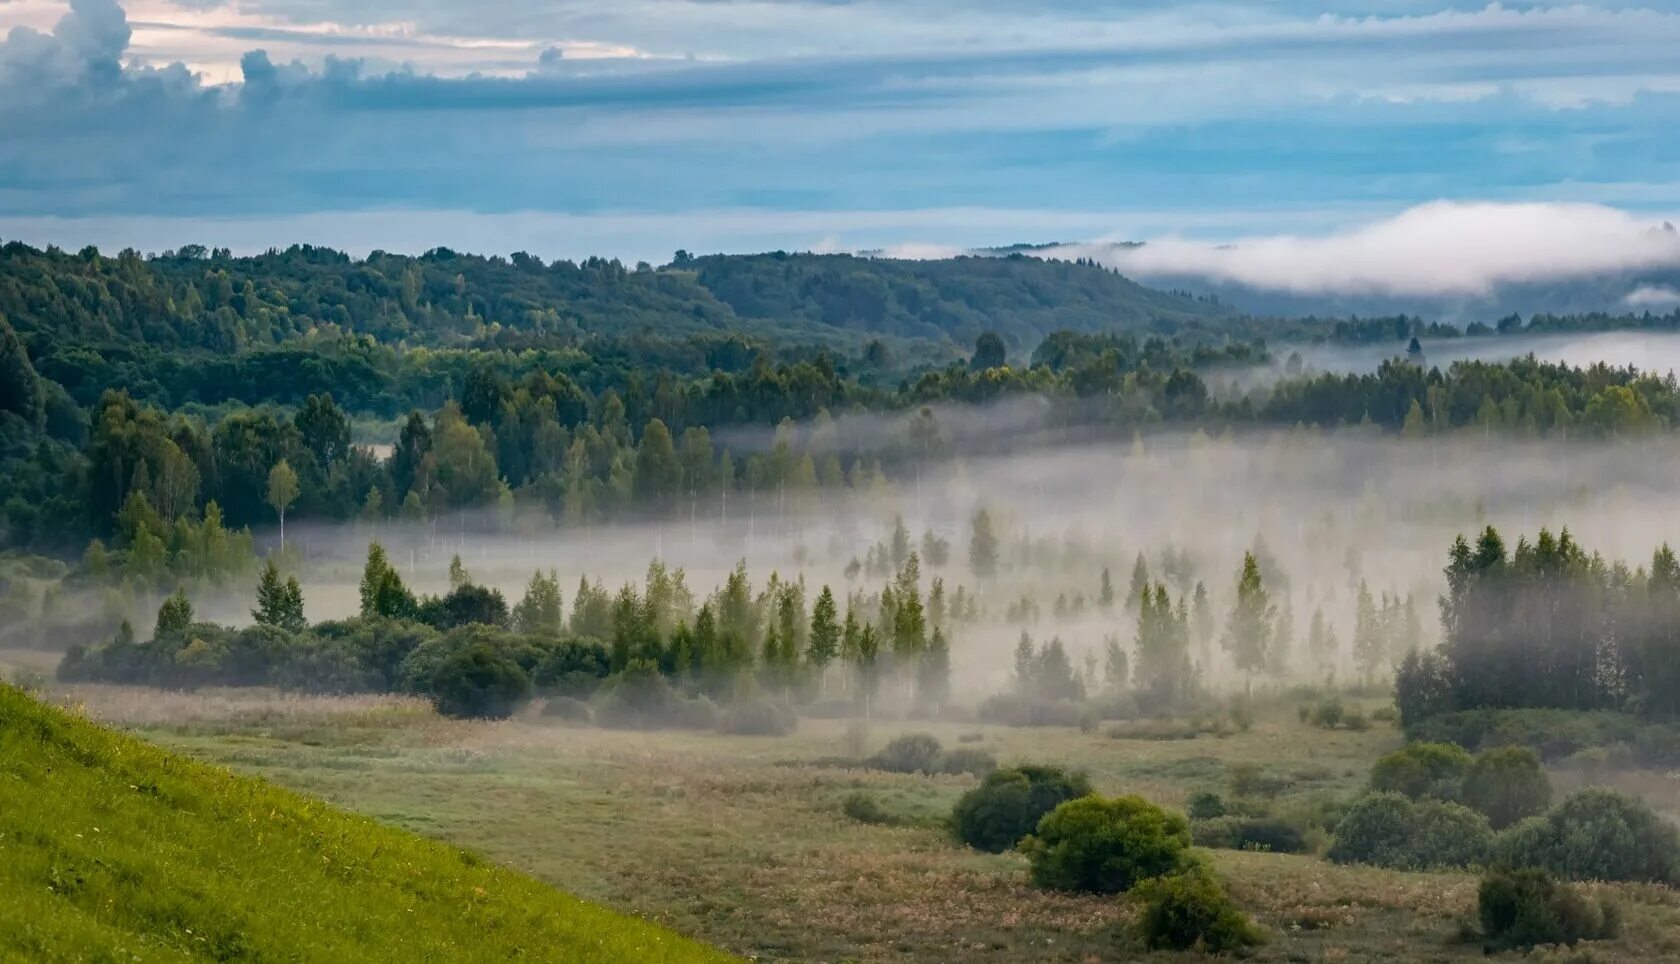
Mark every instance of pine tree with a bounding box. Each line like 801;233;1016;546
1221;552;1275;691
1103;633;1129;693
1353;579;1383;685
1098;566;1115;611
512;570;564;636
890;515;912;569
1128;552;1150;610
807;585;840;688
854;624;882;717
154;589;194;641
359;542;414;620
253;559;305;632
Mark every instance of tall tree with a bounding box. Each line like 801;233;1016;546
1221;552;1275;691
969;507;999;579
266;459;299;550
807;585;840;689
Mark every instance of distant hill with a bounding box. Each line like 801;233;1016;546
0;683;733;963
0;241;1232;355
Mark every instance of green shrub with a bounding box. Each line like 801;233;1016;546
1328;792;1492;870
935;747;998;778
1022;795;1192;894
1459;746;1550;829
1493;789;1680;884
1478;867;1619;950
425;643;533;719
716;699;798;736
1406;800;1496;869
1227;762;1292;800
592;663;718;730
951;765;1094;852
870;734;944;774
1369;741;1471;800
1191;815;1309;854
1135;866;1265;953
975;694;1086;728
841;792;892;825
1185;791;1226;822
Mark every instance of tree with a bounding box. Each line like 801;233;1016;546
155;589;194;641
854;624;882;717
448;554;470;589
952;764;1093;852
633;418;682;507
512;570;564;636
1098;567;1115;611
1128;553;1150;610
1221;552;1274;690
969;507;999;579
918;626;951;710
970;331;1007;371
359;542;415;620
807;585;840;688
0;317;43;428
252;558;305;633
266;459;300;550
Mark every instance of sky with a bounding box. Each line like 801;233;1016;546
2;0;1680;294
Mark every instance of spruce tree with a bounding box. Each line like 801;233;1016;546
807;585;840;688
1221;552;1274;692
969;507;999;579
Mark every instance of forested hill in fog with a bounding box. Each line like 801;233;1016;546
0;242;1231;354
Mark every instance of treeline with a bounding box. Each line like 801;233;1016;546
60;546;967;722
1397;527;1680;728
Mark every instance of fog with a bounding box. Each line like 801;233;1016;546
227;427;1680;707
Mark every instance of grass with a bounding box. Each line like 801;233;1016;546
0;682;735;963
26;681;1680;961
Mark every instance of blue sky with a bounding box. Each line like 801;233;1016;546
1;0;1679;289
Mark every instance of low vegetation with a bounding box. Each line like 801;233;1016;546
0;682;731;963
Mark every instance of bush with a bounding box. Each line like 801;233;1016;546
1191;815;1309;854
717;699;798;736
1186;791;1226;822
870;734;944;774
592;663;718;730
1408;708;1654;762
841;792;893;825
1478;867;1619;950
1328;792;1492;870
936;747;998;777
952;764;1094;852
1135;866;1265;953
425;643;533;719
1493;789;1680;884
1369;741;1471;800
1459;746;1551;829
1227;763;1292;800
540;695;593;723
1022;795;1192;894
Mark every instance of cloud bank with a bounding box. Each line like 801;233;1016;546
1054;202;1680;299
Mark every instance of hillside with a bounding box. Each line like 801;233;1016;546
0;241;1231;355
0;683;734;963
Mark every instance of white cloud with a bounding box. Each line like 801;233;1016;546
1056;202;1680;297
1624;284;1680;308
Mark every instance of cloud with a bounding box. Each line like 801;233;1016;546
1624;283;1680;308
1053;202;1680;298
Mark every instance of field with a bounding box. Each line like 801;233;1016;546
0;676;733;963
20;661;1679;963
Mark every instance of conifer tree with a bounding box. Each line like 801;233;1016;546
155;589;194;640
253;559;305;632
1098;566;1115;611
512;569;564;636
1128;552;1150;610
807;585;840;688
918;626;951;710
1221;552;1275;691
969;507;999;579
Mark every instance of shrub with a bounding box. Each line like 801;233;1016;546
1186;791;1226;822
870;733;944;774
592;662;718;730
1191;815;1309;854
717;699;798;736
1135;866;1265;953
841;792;892;825
1328;792;1492;870
1022;795;1192;894
1478;867;1619;950
1408;708;1644;761
530;638;611;697
425;643;533;719
952;764;1094;852
1459;746;1551;829
1369;741;1471;800
1406;800;1496;870
1493;789;1680;884
540;695;593;723
936;747;998;778
1227;763;1291;800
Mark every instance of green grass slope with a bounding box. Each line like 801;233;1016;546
0;684;735;963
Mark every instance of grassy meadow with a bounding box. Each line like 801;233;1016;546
18;664;1678;963
0;677;735;963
